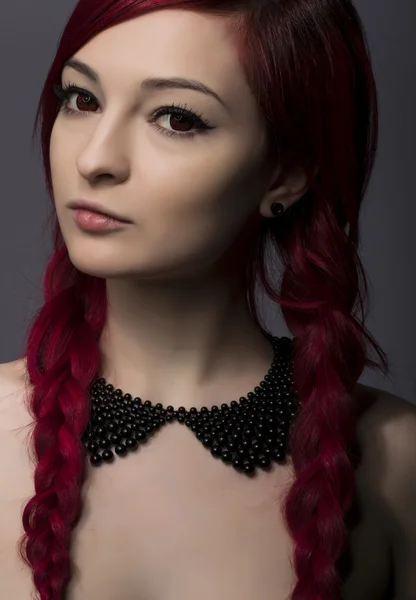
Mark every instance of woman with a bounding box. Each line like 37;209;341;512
0;1;414;599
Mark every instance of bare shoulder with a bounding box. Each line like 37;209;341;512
355;381;416;433
0;357;28;387
350;382;416;599
354;381;416;508
354;382;416;500
0;357;32;429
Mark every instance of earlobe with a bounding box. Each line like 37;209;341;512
262;164;311;217
260;181;307;219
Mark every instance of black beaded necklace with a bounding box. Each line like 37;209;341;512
82;335;300;476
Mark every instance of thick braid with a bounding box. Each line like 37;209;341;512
276;206;388;600
19;248;106;600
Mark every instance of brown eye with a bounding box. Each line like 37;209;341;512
69;91;98;113
150;103;214;139
53;83;100;115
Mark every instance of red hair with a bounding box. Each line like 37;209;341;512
19;1;389;599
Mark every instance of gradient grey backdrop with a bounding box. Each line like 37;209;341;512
0;1;414;402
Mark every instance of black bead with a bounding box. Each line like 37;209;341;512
211;445;222;457
243;461;255;474
87;441;99;453
258;456;272;469
102;449;114;462
232;457;244;471
115;444;127;456
126;437;138;449
221;450;233;463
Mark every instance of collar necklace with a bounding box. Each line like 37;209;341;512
82;335;300;477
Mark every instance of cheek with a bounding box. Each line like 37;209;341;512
143;138;262;223
49;122;79;212
143;153;262;264
49;124;67;191
49;120;60;167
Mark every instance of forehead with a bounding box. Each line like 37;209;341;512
71;9;254;110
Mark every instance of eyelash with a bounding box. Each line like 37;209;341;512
52;82;214;140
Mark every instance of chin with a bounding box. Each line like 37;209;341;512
67;257;128;279
65;247;176;282
64;244;130;279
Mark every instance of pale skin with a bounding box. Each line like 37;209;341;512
0;8;415;600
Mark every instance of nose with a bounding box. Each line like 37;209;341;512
76;120;131;185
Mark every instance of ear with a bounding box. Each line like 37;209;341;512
259;163;313;218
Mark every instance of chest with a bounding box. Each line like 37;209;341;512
0;420;391;600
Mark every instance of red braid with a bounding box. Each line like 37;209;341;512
18;249;106;598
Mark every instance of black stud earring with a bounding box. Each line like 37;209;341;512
271;202;284;217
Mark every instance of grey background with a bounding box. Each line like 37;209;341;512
0;1;414;402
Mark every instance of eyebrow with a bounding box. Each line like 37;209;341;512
62;58;228;110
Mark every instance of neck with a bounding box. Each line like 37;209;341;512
98;276;276;410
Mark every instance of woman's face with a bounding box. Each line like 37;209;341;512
50;9;277;281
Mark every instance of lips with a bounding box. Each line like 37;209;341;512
68;199;132;223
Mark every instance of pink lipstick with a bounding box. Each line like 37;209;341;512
68;199;132;232
72;208;129;231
